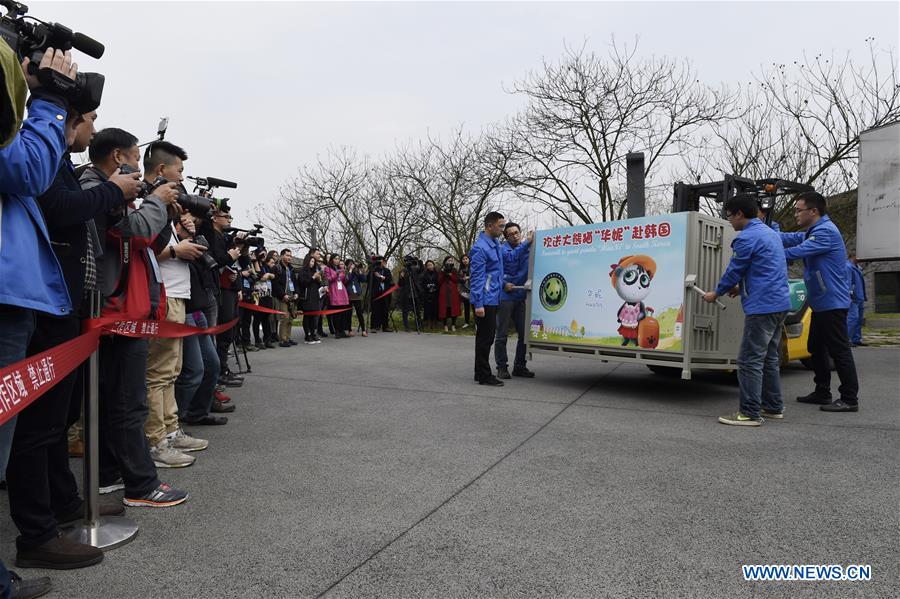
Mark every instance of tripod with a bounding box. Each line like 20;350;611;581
405;266;422;334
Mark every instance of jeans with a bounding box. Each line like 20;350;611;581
736;312;786;419
98;335;159;497
176;312;220;421
494;300;527;370
474;305;498;381
216;289;238;375
0;305;34;599
847;301;864;344
809;309;859;402
8;313;83;548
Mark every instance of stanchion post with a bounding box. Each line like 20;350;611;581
65;290;139;550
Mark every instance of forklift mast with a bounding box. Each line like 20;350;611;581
672;175;815;224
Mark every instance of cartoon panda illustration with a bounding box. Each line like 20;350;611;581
609;255;656;347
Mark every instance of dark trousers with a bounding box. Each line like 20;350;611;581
474;305;498;381
350;299;366;331
239;304;253;344
253;297;273;343
8;314;83;548
808;308;859;403
98;336;159;497
495;300;527;370
461;297;471;324
302;315;320;339
371;298;390;330
216;289;238;375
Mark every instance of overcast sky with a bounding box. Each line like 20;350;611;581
34;0;900;239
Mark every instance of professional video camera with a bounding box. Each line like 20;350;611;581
0;1;105;113
118;164;213;218
224;224;265;249
402;254;422;273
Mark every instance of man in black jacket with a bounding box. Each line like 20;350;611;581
6;109;142;570
271;249;297;346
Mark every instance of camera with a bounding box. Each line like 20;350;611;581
224;224;264;249
191;234;218;271
118;164;213;218
442;262;454;274
0;1;105;113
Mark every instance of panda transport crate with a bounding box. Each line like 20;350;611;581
526;212;743;380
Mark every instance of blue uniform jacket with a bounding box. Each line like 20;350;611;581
715;219;791;315
848;261;866;304
469;232;504;308
780;216;850;312
0;99;72;316
500;239;531;302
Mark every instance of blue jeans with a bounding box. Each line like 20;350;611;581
847;301;864;344
0;305;37;599
494;300;527;370
737;312;787;419
175;312;219;421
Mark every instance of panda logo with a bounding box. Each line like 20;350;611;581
539;273;567;311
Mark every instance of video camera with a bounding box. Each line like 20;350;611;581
0;1;105;113
224;224;265;249
190;234;218;271
118;164;214;219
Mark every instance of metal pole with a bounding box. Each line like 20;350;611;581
66;290;139;549
626;152;646;218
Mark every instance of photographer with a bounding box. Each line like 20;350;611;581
369;256;393;333
8;103;144;570
346;259;368;336
297;251;324;344
199;206;243;385
143;141;208;466
422;260;440;332
175;213;229;426
458;254;472;328
80;127;188;508
250;249;276;349
324;254;352;338
1;42;81;597
438;256;462;333
271;248;297;347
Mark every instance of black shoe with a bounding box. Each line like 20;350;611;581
289;340;299;345
496;367;511;380
224;371;244;381
211;400;235;413
15;533;104;570
278;342;291;347
852;341;868;347
255;342;266;350
265;341;277;349
217;377;242;388
820;399;859;412
182;415;228;426
796;391;832;405
479;377;505;386
319;332;328;338
9;571;52;599
512;366;535;378
56;501;125;526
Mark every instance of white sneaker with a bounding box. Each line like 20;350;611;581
150;439;195;468
167;428;208;452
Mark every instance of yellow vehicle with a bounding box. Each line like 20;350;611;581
781;279;814;368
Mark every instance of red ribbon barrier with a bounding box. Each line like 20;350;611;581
238;301;286;315
0;317;240;427
373;284;399;301
299;307;352;316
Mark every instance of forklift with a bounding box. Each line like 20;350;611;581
672;175;818;369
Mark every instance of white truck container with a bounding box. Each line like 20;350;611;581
525;212;746;379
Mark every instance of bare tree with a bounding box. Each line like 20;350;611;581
390;126;510;259
497;39;734;225
261;147;425;261
683;40;900;221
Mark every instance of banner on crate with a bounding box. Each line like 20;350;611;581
530;213;688;352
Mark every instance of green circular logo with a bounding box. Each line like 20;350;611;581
539;272;567;311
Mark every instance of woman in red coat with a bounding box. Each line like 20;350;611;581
437;256;462;332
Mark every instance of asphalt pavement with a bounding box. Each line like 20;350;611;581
1;330;896;598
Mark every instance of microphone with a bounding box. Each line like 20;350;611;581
206;177;238;189
72;32;105;59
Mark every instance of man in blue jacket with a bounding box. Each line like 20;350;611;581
780;191;859;412
704;194;791;426
0;43;79;599
846;254;867;346
494;222;535;380
470;211;506;386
